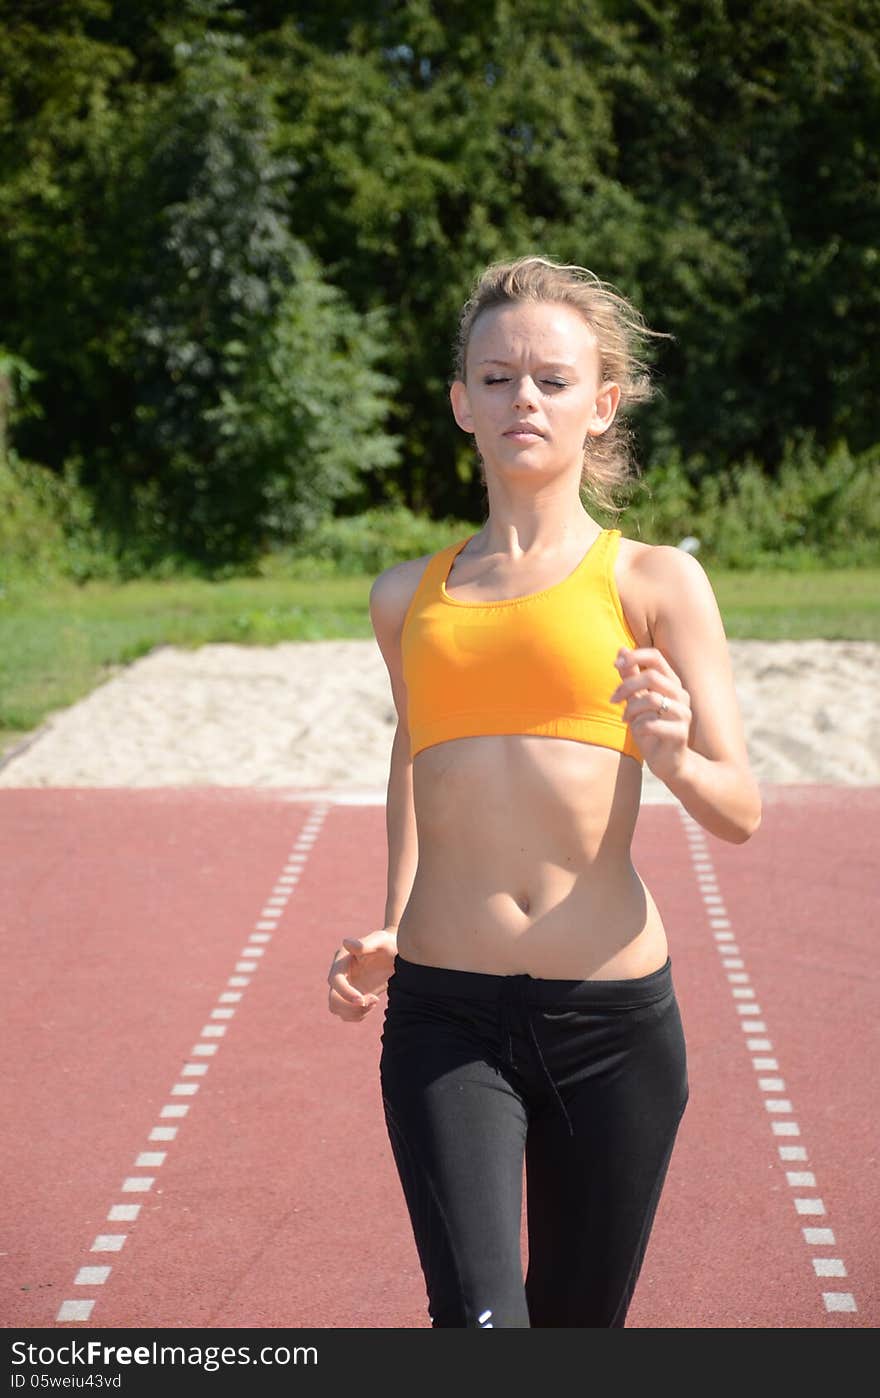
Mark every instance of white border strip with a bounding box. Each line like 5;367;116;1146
678;807;857;1318
54;800;330;1324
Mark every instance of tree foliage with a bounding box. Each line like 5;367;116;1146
2;1;398;565
1;0;878;562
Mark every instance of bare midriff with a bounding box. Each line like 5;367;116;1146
396;732;668;981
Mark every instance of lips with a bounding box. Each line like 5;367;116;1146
503;423;545;438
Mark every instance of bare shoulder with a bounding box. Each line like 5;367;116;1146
617;535;719;643
368;552;434;638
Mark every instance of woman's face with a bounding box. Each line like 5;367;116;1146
450;299;620;483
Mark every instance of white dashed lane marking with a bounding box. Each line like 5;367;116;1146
54;801;330;1324
679;808;857;1319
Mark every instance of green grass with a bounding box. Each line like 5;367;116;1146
0;574;373;752
1;566;877;757
710;567;880;641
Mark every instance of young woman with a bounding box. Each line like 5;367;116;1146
327;255;761;1328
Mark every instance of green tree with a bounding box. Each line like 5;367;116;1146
268;1;647;516
598;0;880;473
122;29;399;562
265;0;880;514
1;6;399;565
2;0;877;551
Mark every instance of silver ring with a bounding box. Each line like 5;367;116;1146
657;696;670;716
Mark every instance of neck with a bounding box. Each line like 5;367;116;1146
478;478;597;555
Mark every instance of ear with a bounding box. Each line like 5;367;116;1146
450;379;474;434
587;381;621;438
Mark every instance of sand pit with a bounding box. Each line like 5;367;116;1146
1;638;877;799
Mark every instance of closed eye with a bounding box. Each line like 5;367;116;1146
483;377;568;388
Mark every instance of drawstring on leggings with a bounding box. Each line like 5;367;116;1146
498;977;574;1138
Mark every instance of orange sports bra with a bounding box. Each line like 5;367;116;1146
400;527;643;763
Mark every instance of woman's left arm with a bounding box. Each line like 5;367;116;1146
611;545;762;843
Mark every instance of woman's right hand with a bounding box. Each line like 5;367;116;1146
327;927;398;1022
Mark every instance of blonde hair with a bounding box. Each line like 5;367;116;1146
452;254;667;512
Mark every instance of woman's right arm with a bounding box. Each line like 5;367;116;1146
383;717;418;931
326;559;423;1022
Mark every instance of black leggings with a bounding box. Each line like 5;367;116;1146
379;953;688;1328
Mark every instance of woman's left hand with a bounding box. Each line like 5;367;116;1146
610;646;692;784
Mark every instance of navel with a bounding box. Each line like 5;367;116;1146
515;892;531;915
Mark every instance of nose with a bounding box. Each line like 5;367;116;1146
512;376;539;411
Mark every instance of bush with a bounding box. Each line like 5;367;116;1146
0;453;118;591
3;438;876;589
257;505;481;578
622;434;880;568
616;452;700;546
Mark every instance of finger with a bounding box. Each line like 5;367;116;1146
611;671;677;704
326;952;351;985
619;685;670;718
629;696;685;728
328;986;374;1019
614;664;676;695
328;992;356;1019
615;647;676;677
612;663;658;695
346;931;394;952
330;1000;366;1022
329;973;368;1007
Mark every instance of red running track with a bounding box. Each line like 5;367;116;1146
0;785;877;1331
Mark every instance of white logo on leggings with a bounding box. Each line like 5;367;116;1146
478;1309;494;1328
